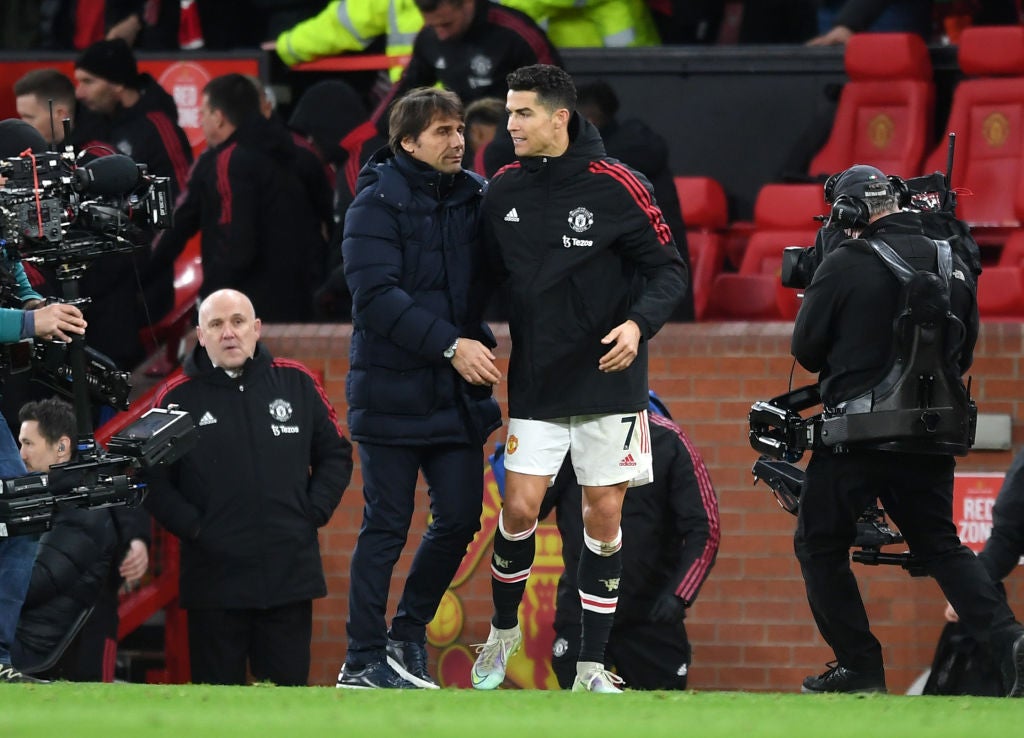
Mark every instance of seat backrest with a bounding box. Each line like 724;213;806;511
739;230;817;276
998;230;1024;268
753;183;827;230
810;33;934;179
923;26;1024;227
674;176;729;230
976;265;1024;318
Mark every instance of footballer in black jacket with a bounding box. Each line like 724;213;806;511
482;97;686;421
472;65;687;694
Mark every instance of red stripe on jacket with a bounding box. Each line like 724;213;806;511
588;160;673;246
650;413;720;603
146;111;191;191
486;6;557;65
215;142;237;225
272;358;347;439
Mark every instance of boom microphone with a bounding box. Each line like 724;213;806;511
73;155;142;197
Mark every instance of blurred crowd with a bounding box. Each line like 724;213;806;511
1;1;1020;53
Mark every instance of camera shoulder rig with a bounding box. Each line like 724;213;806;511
820;238;976;456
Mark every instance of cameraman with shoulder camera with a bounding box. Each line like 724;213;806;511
0;118;88;684
790;164;1024;696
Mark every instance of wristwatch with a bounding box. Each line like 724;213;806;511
443;338;459;360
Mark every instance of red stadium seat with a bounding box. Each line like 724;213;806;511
998;230;1024;268
674;176;728;320
809;33;934;180
921;26;1024;245
726;183;825;268
976;265;1024;319
706;184;824;320
139;235;203;375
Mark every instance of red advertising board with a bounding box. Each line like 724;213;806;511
0;55;259;158
952;472;1004;553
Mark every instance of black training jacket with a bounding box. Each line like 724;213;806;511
482;113;687;419
144;342;353;610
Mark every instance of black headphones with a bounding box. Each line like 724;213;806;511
824;167;898;230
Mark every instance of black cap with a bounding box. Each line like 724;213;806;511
75;39;139;88
0;118;47;158
827;164;892;203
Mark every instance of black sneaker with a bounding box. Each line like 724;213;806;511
0;665;48;684
1004;631;1024;697
801;663;886;694
386;638;440;689
336;660;417;689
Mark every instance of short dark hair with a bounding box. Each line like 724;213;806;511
506;64;576;115
19;397;76;446
388;87;464;154
413;0;465;12
465;97;505;130
203;73;261;127
13;69;76;109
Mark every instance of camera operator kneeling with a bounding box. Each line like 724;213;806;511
790;164;1024;696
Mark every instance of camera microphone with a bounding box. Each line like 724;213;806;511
73;155;142;197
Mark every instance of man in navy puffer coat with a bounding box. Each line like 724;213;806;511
339;87;502;689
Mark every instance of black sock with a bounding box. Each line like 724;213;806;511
490;510;536;629
577;528;622;665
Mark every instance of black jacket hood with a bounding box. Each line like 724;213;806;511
229;113;296;166
132;73;180;121
184;339;270;383
520;112;606;179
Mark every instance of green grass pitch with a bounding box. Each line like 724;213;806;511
3;683;1019;738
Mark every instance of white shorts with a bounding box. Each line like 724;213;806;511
503;411;653;488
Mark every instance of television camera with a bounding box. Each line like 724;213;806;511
779;134;980;291
748;386;924;575
0;122;193;536
0;405;195;537
0;144;172;264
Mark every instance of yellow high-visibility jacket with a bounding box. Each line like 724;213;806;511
275;0;423;79
503;0;660;47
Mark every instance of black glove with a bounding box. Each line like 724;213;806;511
648;592;687;624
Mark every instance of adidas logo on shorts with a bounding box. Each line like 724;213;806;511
504;208;520;222
619;453;636;467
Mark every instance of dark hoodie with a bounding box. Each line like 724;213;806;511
74;73;192;200
149;113;328;322
482;113;687;419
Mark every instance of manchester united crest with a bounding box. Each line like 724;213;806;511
268;399;293;422
568;207;594;233
506;435;519;454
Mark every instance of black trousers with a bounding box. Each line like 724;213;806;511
551;621;691;690
794;449;1020;672
186;600;312;686
346;442;483;666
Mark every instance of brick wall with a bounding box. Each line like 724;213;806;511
261;321;1024;693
